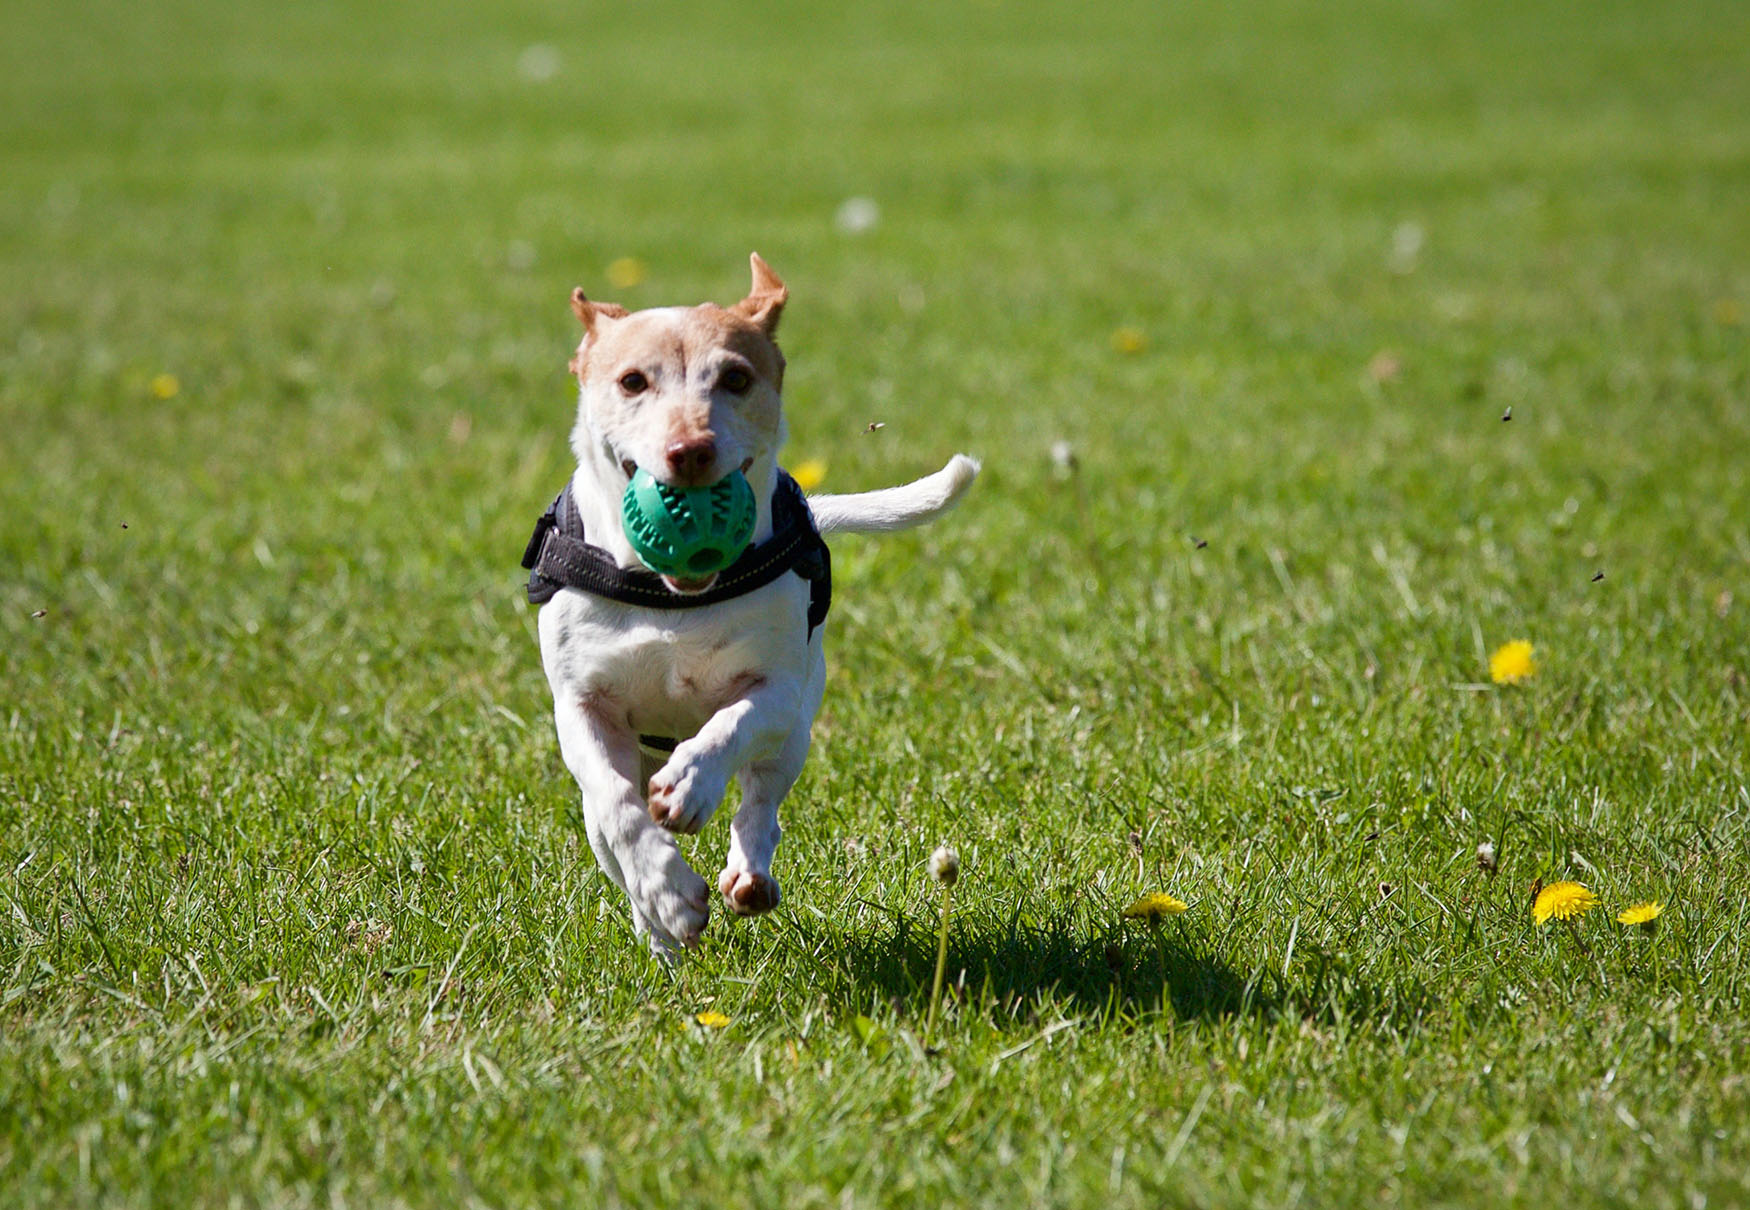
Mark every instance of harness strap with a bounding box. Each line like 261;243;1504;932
522;471;831;639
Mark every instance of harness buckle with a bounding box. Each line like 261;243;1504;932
521;501;559;571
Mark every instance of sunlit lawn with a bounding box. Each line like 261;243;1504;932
3;0;1748;1205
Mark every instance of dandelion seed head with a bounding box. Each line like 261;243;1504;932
1049;440;1077;478
1389;220;1425;273
929;846;960;887
834;197;880;235
517;44;561;82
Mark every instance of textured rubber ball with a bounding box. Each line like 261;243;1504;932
621;467;756;578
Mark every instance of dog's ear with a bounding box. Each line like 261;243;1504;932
730;253;786;337
569;288;628;333
567;289;628;376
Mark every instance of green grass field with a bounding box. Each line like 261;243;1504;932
4;0;1748;1205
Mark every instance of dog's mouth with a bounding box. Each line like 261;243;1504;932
612;449;757;485
661;572;719;594
608;447;755;594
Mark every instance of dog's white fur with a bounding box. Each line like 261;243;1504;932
535;255;977;954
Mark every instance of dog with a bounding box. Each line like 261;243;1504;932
524;254;977;955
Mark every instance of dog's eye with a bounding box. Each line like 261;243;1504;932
617;370;649;396
719;366;753;396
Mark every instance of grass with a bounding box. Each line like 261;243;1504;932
3;0;1748;1205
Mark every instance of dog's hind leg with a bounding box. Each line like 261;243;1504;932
717;718;810;917
553;694;711;955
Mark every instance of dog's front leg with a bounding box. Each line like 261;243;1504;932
553;694;710;955
646;679;798;836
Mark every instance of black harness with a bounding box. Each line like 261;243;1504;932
521;470;832;639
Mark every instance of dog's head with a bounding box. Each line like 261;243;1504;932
567;253;788;493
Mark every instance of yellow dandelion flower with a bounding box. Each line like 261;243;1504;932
790;458;827;492
150;373;180;400
1532;880;1598;925
1122;892;1188;921
606;257;648;290
694;1011;730;1029
1489;639;1537;685
1110;326;1147;354
1617;901;1663;927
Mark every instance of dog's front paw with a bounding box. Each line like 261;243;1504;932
647;756;728;835
717;868;781;917
625;839;711;954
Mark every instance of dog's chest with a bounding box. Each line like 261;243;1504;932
536;584;807;734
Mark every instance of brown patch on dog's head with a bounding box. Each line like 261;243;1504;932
696;305;787;389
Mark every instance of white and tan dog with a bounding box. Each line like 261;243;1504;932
532;254;977;954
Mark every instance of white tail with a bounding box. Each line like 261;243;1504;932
807;454;980;535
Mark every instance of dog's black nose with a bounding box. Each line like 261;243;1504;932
665;437;717;484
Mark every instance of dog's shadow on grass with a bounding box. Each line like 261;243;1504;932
795;900;1276;1026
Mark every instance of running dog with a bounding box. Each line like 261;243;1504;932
522;254;977;954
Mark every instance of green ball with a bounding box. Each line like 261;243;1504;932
621;467;756;579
